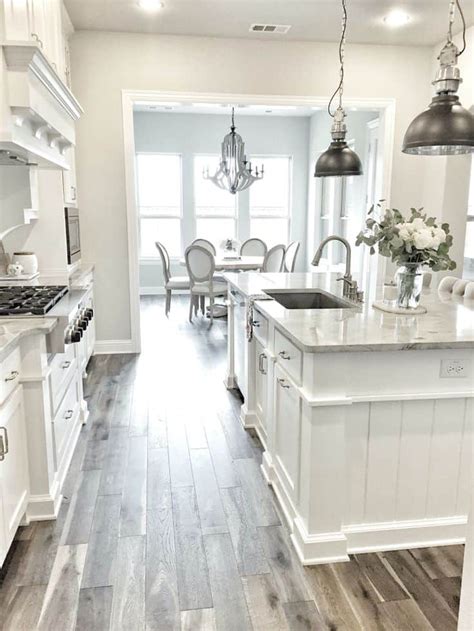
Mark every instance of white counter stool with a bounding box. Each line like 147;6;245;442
185;245;227;325
240;238;267;257
155;242;190;316
262;244;286;272
283;241;300;272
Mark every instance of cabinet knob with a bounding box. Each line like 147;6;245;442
61;361;71;369
4;370;19;382
252;320;260;328
278;351;291;360
64;410;74;420
277;378;290;389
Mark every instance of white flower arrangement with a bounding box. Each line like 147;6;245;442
356;203;456;272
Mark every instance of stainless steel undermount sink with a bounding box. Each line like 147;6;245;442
264;289;356;310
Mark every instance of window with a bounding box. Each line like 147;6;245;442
136;153;182;258
464;160;474;279
249;157;291;246
194;155;237;247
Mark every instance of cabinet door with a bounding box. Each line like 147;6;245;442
255;339;268;436
0;387;29;556
62;147;78;206
274;365;301;502
2;0;32;41
232;293;246;398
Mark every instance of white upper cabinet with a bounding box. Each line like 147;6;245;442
2;0;70;81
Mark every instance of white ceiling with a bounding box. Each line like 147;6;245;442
64;0;473;47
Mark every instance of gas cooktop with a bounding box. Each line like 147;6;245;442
0;286;69;316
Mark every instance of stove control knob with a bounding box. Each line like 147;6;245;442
72;328;82;342
78;318;89;331
84;308;94;321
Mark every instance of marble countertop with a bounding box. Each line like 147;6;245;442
0;262;94;289
224;272;474;353
0;318;57;362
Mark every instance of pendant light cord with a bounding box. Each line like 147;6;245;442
327;0;347;118
447;0;466;56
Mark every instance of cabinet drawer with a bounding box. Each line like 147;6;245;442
49;345;76;415
252;309;268;346
53;376;81;466
274;328;302;385
0;347;21;407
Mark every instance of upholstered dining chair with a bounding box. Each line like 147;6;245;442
239;238;268;257
191;238;216;255
283;241;300;272
155;242;190;316
185;245;227;326
262;244;286;273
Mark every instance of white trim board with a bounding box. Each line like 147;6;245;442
94;339;136;354
122;89;396;359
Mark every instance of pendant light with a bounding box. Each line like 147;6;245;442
204;107;264;194
403;0;474;155
314;0;362;178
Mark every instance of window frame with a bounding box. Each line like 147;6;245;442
136;151;184;261
248;154;293;244
193;153;238;243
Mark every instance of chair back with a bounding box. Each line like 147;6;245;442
192;238;216;255
185;245;215;285
240;238;267;257
263;244;286;273
155;241;171;284
283;241;300;272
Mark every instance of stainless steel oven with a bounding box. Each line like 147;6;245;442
65;207;81;264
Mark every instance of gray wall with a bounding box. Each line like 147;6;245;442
134;111;310;290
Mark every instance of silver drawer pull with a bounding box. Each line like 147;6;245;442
258;352;267;375
277;378;290;389
62;361;72;369
4;370;19;382
252;320;260;328
64;409;74;420
278;351;291;360
0;426;9;460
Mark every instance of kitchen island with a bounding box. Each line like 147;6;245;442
225;272;473;564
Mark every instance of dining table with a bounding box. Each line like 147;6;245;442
179;255;264;271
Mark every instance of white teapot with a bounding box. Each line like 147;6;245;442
7;262;23;277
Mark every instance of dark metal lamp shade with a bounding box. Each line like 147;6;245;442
403;94;474;156
314;140;363;177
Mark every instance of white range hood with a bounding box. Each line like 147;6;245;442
0;42;83;169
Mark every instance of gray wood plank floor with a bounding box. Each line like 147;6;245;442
0;296;464;630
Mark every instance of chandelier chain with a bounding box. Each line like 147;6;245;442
447;0;466;55
328;0;348;118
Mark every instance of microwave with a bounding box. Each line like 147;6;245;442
65;207;81;264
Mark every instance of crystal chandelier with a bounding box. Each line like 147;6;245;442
314;0;362;178
204;108;264;194
402;0;474;155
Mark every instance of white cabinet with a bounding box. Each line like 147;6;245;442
62;146;78;206
231;290;247;398
0;386;29;567
273;364;301;504
255;338;268;440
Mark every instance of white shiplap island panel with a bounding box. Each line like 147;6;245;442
225;272;474;564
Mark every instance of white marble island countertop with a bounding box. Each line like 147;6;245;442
224;272;474;353
0;318;57;361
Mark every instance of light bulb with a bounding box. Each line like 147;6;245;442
383;9;411;28
138;0;164;11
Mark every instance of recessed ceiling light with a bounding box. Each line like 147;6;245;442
383;9;411;28
138;0;164;11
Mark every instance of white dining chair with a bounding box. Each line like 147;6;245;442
155;241;190;316
240;238;268;257
192;238;216;255
185;245;227;325
438;276;474;298
262;244;286;273
283;241;300;272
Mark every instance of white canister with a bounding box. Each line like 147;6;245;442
12;252;38;275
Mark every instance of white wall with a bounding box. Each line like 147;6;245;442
134;111;310;290
70;30;433;344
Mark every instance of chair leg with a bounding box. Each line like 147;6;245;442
188;293;194;323
200;295;205;314
165;290;171;316
209;294;214;327
194;295;199;316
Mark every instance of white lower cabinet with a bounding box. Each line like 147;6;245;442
273;364;301;504
255;338;269;441
0;386;29;566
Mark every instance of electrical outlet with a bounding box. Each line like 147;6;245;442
440;359;471;378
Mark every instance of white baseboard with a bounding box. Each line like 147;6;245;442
240;404;258;429
94;339;136;354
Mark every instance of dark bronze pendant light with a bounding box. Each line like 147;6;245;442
315;0;362;178
403;0;474;155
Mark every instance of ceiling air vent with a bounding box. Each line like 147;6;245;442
250;24;292;34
